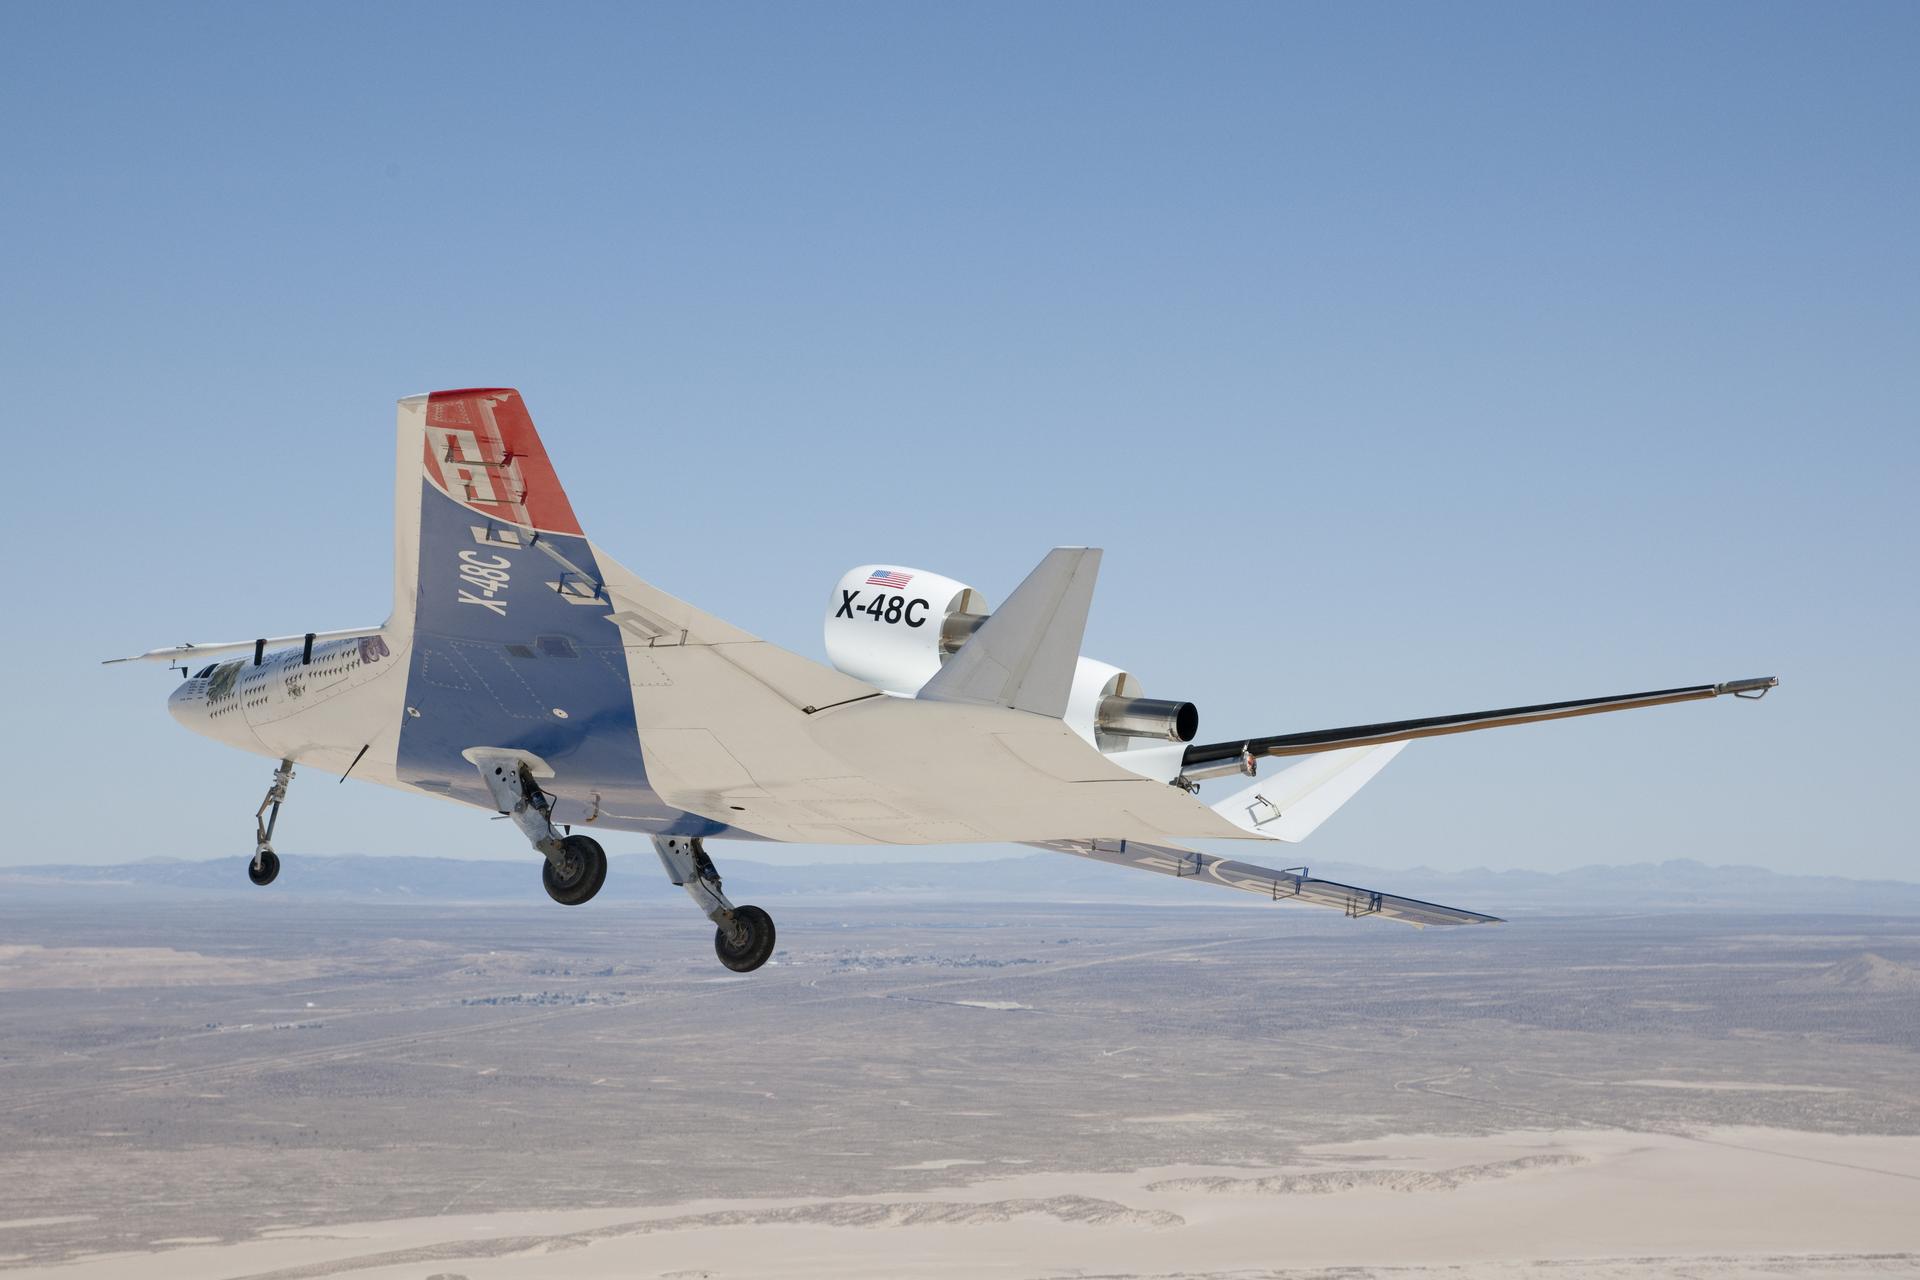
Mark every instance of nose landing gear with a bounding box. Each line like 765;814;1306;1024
249;758;293;886
653;836;776;972
249;849;280;886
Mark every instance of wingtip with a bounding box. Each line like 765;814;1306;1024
1716;676;1779;699
398;387;522;408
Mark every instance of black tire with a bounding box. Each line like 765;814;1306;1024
249;850;280;886
542;834;607;906
714;904;776;973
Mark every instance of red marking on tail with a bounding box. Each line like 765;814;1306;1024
422;388;583;537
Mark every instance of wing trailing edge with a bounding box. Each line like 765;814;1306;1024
1030;838;1501;926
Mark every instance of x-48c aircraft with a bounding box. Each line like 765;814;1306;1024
110;389;1778;971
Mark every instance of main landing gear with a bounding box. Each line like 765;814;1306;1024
653;836;776;973
249;758;293;886
465;754;768;969
473;756;607;906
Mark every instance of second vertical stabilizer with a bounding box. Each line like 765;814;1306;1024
917;547;1101;719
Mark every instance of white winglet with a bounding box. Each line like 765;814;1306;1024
1209;742;1408;842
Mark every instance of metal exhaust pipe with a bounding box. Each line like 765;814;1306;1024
1096;695;1199;742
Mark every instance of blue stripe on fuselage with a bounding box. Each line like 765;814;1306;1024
395;481;727;836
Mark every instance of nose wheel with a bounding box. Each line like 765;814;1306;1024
249;758;294;886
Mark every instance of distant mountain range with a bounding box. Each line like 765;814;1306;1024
4;852;1918;916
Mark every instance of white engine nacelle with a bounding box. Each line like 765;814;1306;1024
1067;659;1140;750
824;565;989;694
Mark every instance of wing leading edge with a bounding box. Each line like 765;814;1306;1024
1029;838;1501;926
104;626;385;665
1183;677;1779;778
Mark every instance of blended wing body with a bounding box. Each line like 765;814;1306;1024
114;387;1777;956
128;390;1258;845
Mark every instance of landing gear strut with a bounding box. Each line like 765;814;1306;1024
652;836;776;972
250;758;293;886
472;754;607;906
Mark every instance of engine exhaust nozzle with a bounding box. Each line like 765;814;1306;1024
1095;695;1199;743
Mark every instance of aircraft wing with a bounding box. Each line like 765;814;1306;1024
104;627;386;665
1030;838;1501;926
1182;677;1779;778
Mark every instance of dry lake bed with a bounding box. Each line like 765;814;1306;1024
3;874;1919;1278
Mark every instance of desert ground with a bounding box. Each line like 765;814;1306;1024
3;886;1919;1278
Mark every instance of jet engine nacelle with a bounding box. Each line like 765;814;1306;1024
824;565;989;695
824;565;1198;753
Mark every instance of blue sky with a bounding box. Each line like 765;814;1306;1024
2;2;1914;877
